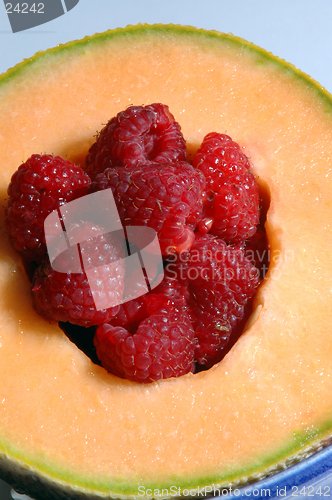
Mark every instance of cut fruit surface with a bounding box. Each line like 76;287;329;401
1;23;332;499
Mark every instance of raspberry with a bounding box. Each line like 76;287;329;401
86;103;187;176
90;162;206;255
193;132;260;244
6;107;267;383
168;233;260;367
237;225;270;279
143;274;189;315
94;307;196;383
111;274;189;333
5;154;91;262
31;225;125;327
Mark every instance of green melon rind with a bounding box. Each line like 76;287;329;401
1;23;332;116
1;23;332;499
1;417;332;499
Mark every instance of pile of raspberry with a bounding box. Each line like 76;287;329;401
5;103;268;383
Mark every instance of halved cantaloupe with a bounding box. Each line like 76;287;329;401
1;23;332;500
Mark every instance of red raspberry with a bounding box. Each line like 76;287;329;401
167;233;260;367
193;133;260;244
111;274;189;332
5;154;91;262
94;307;196;383
91;162;206;255
143;274;189;314
31;226;125;327
86;103;187;176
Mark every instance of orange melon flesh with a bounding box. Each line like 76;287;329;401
1;24;332;498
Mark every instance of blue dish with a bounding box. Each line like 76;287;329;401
220;443;332;499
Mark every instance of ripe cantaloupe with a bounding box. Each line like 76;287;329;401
1;23;332;499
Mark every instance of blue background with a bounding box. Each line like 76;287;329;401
1;1;332;499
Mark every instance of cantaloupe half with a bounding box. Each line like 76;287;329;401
1;23;332;500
